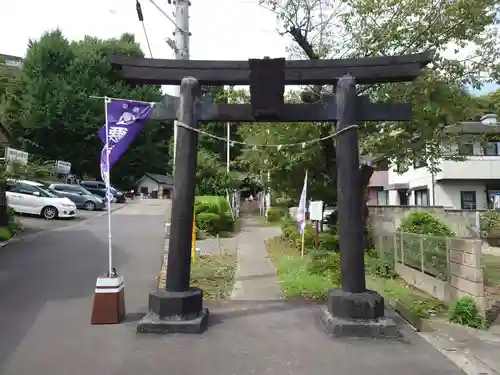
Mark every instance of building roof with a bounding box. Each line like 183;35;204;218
0;53;23;67
143;173;174;185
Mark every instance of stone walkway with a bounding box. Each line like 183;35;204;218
230;218;282;300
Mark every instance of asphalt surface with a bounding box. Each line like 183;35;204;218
0;200;169;375
17;203;125;234
0;200;465;375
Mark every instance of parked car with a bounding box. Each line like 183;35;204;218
6;180;77;219
43;183;106;211
79;181;126;203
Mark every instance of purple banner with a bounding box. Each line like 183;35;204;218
99;99;153;183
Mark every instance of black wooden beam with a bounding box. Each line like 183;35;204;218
109;52;433;86
150;94;412;122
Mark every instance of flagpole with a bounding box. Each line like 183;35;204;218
104;96;113;278
301;169;308;258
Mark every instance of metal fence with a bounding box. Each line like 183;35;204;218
374;231;449;282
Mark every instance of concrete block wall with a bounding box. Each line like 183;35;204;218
373;229;486;310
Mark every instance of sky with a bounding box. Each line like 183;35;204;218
0;0;498;95
0;0;291;94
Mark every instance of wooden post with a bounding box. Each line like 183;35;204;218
336;75;366;294
314;221;319;249
137;77;209;334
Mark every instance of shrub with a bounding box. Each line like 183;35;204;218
480;210;500;235
218;212;235;232
307;250;341;285
398;211;455;237
317;232;339;251
196;212;221;236
267;207;286;222
369;259;397;279
449;297;486;329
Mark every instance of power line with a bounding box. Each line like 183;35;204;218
136;0;154;58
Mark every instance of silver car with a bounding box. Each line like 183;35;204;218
44;183;106;211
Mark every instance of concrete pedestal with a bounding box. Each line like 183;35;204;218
91;276;125;325
320;289;401;339
137;287;209;334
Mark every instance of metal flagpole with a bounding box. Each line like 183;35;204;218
104;97;113;277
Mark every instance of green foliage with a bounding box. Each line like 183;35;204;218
195;196;234;235
267;206;286;222
317;232;339;251
196;212;222;236
195;149;241;196
397;212;454;280
480;210;500;235
449;297;486;329
0;227;12;241
306;250;341;284
369;259;397;279
398;211;455;237
4;30;169;188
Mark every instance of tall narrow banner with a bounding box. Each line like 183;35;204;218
99;99;154;184
296;170;308;234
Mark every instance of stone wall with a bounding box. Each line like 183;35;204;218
369;205;480;237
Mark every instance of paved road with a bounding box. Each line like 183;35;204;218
0;199;171;375
0;204;465;375
17;203;126;233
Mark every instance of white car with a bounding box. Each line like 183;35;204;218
6;180;77;219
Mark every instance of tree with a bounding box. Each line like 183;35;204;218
11;30;172;187
256;0;499;170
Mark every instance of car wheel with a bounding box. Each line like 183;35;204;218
41;206;58;220
84;201;96;211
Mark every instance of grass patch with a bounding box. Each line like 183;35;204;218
190;253;237;299
158;253;237;300
266;237;335;300
266;236;442;318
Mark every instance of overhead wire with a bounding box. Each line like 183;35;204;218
136;0;154;58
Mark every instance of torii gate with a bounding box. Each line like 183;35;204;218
108;52;432;337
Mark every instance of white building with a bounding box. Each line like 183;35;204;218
0;53;23;68
136;173;174;198
386;114;500;209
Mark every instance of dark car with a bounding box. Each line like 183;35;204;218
44;183;106;211
79;181;126;203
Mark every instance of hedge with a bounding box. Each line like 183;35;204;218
195;196;235;236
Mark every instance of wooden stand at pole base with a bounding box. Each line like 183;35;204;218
91;276;125;325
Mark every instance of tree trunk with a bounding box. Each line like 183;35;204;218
360;164;374;250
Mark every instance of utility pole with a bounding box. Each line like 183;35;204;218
226;86;231;173
171;0;190;174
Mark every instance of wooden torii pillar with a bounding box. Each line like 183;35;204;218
109;52;432;336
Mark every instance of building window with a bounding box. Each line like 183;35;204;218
413;158;428;169
414;189;429;206
460;191;477;210
376;190;388;205
458;143;474;156
484;142;499;156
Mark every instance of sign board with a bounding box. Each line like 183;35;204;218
4;147;28;165
309;200;324;221
55;160;71;174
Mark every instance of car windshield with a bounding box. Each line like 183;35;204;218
78;186;93;195
33;184;57;198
